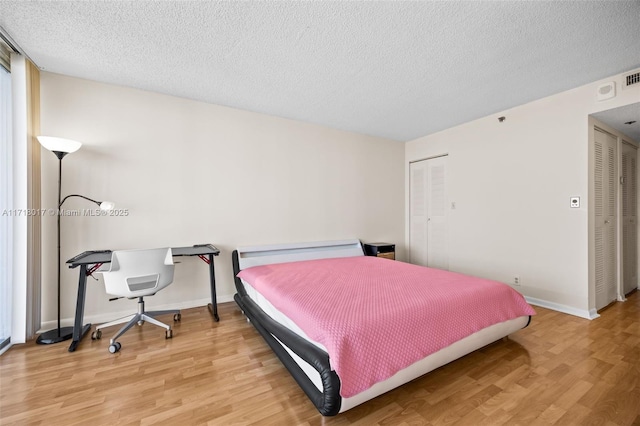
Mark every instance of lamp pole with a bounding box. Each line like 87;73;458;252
35;136;114;345
56;153;63;337
37;150;74;344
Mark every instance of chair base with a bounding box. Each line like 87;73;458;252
94;297;180;352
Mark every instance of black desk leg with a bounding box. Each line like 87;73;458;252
68;265;92;352
206;254;219;321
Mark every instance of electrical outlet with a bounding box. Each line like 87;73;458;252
513;276;520;286
570;197;580;208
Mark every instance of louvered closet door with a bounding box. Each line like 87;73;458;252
409;156;448;269
410;160;428;266
594;128;618;310
622;142;638;295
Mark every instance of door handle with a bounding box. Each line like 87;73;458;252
605;220;611;224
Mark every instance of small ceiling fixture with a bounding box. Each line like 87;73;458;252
498;116;506;122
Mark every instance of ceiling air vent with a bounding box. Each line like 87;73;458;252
622;68;640;89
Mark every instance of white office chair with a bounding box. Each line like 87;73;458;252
91;247;181;353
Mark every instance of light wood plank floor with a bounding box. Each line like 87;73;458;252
1;292;639;426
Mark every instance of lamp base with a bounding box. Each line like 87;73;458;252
36;326;74;345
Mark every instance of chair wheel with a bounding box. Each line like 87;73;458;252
91;330;102;340
108;342;121;353
166;329;173;339
174;313;181;322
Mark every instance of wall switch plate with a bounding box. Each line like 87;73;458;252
570;197;580;208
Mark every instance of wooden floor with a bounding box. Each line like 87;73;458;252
1;293;639;426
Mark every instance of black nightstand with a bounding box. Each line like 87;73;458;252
363;243;395;260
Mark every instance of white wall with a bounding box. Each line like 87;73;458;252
406;70;640;318
39;73;404;328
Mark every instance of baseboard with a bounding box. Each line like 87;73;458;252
37;293;236;333
524;296;599;320
0;343;11;356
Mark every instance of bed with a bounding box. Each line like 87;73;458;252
232;239;535;416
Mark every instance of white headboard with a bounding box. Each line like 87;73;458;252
236;239;364;270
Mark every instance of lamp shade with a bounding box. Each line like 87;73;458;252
37;136;82;154
99;201;115;210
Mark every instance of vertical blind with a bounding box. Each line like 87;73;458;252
0;30;14;350
0;29;41;346
0;34;12;72
0;63;12;350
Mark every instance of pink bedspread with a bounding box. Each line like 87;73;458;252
237;256;535;398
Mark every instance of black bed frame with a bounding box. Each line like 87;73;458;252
232;248;532;416
232;250;342;416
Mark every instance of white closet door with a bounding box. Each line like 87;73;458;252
426;158;448;269
594;128;617;310
409;161;428;266
621;142;638;295
409;156;448;269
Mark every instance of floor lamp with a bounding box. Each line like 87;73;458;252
36;136;114;345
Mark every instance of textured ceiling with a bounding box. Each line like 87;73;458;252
592;103;640;143
0;1;639;142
